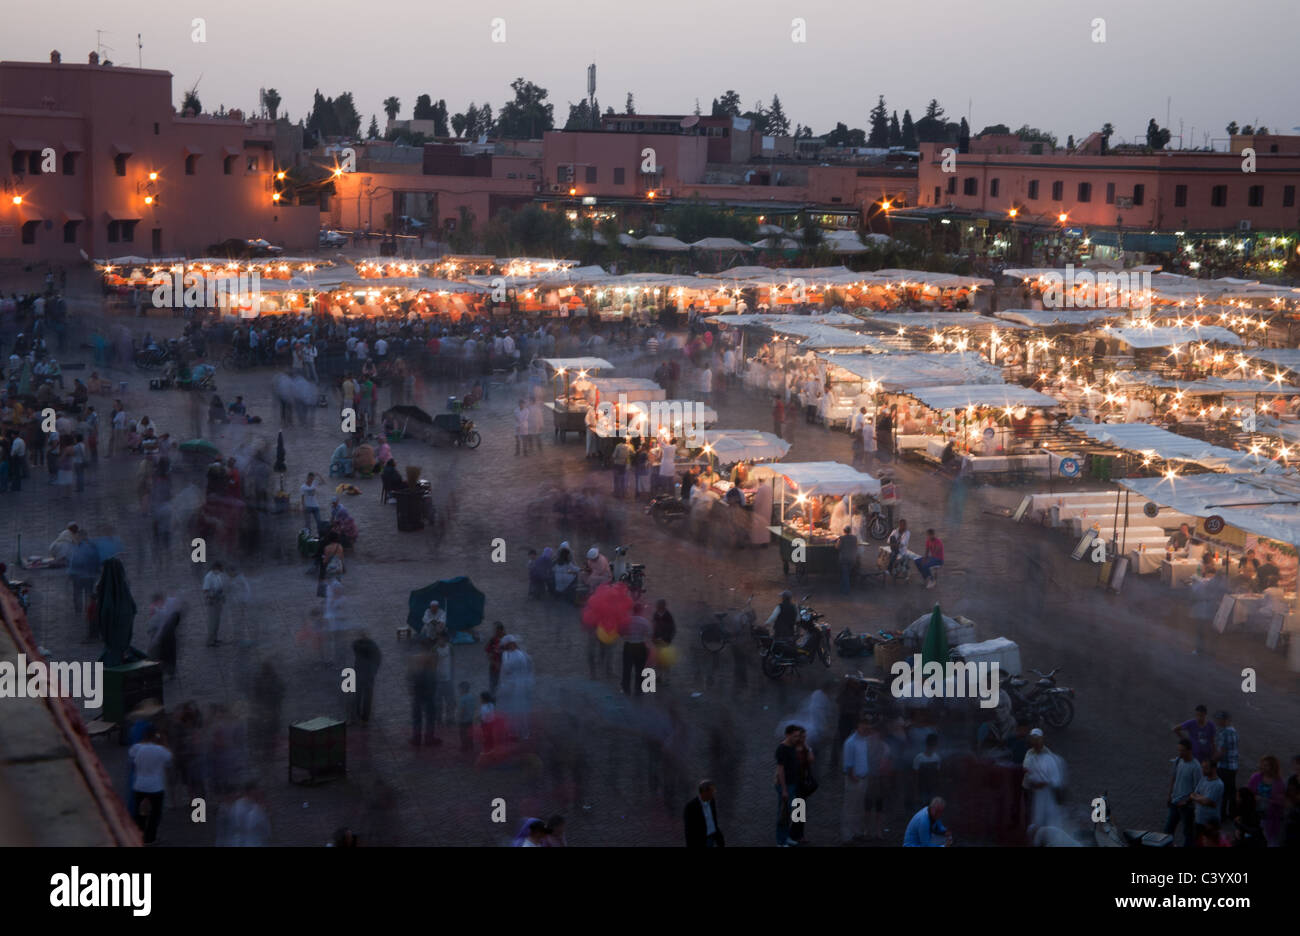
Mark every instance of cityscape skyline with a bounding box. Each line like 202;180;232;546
3;0;1298;148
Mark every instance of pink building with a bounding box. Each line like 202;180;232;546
0;53;317;262
915;140;1300;233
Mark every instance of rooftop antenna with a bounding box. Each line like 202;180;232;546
137;33;143;69
95;30;113;59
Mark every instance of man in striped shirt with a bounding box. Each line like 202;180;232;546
1213;710;1239;820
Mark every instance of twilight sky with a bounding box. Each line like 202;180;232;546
5;0;1298;148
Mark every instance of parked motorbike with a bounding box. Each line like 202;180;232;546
700;594;756;652
612;545;645;594
646;493;688;527
761;598;832;678
1002;668;1076;729
1084;794;1173;847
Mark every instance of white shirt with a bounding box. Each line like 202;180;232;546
301;481;319;509
112;410;127;429
658;442;676;475
842;733;871;780
129;742;173;793
9;436;25;457
374;338;388;357
890;528;911;555
701;798;718;836
203;570;226;598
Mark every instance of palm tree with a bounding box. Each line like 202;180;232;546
1100;122;1114;154
181;89;201;116
263;88;281;121
382;96;401;122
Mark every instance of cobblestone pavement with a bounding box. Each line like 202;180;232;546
5;295;1298;847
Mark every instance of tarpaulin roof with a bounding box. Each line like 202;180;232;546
690;237;754;251
632;235;691;252
705;312;862;328
1119;474;1300;545
536;357;613;373
817;351;1004;389
794;327;890;350
1244;349;1300;374
1100;325;1243;348
691;429;791;463
1115;372;1300;395
582;377;664;394
995;308;1126;328
1068;418;1287;474
624;399;717;427
861;311;1027;331
750;461;882;497
904;384;1060;411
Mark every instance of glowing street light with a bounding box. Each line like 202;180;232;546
10;195;21;206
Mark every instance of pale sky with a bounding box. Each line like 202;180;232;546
5;0;1298;148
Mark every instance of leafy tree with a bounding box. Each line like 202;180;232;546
367;115;379;139
742;100;767;133
900;110;916;147
625;92;634;115
447;206;477;253
181;89;201;115
382;96;400;122
263;88;281;120
1225;120;1239;135
888;111;902;147
306;90;341;139
1066;134;1075;150
451;102;473;138
413;94;435;119
1015;124;1058;149
333;92;362;138
867;95;889;147
1145;118;1171;150
477;102;495;137
432;99;449;137
495;78;553;139
668;199;758;243
712;90;742;117
924;99;944;119
693;98;702;116
799;214;822;251
1100;122;1114;154
565;99;595;130
766;94;791;136
1240;124;1254;135
978;123;1011;136
915;101;953;143
825;122;866;147
958;117;970;153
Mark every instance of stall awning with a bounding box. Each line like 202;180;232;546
1245;349;1300;374
749;461;882;497
904;384;1060;412
1068;419;1287;474
537;357;613;374
1089;231;1178;252
691;430;791;463
995;308;1124;328
862;311;1028;332
1116;372;1300;395
1101;325;1243;348
582;377;665;399
818;351;1003;390
1119;474;1300;545
624;399;717;428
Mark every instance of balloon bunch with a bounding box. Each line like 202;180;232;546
581;582;633;645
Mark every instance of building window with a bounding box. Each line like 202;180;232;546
11;151;25;174
107;220;137;243
1210;185;1227;207
1132;184;1145;206
989;178;1000;198
1027;180;1039;200
1174;184;1187;207
614;167;625;185
114;153;129;176
933;185;941;204
1105;182;1115;204
21;221;39;245
1247;185;1264;207
556;165;566;184
62;152;78;175
246;156;259;172
585;165;596;184
107;222;118;244
223;156;235;175
1285;185;1296;207
27;152;41;174
962;177;977;196
63;220;79;244
946;177;956;195
154;122;160;135
1077;182;1092;202
185;154;198;175
1051;180;1063;200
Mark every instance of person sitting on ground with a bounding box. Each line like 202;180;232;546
208;394;229;424
330;440;353;476
582;546;612;590
380;459;406;496
421;600;447;639
228;396;247;417
552;547;580;602
329;497;358;546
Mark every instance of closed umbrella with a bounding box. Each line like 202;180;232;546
920;603;948;667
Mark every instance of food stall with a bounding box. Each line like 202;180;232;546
533;357;614;441
890;383;1066;477
587;399;718;462
687;430;792;500
748;461;884;577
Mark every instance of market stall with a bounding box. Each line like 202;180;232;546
532;356;614;440
748;461;885;577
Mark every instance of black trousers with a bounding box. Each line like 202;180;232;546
1219;768;1237;819
621;641;648;695
134;791;165;844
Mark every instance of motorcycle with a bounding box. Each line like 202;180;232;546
1080;794;1173;847
761;598;832;678
612;545;645;595
1002;668;1076;730
700;594;756;652
646;493;688;527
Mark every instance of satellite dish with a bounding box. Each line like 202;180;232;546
680;115;699;129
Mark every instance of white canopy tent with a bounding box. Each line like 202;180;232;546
817;352;1004;390
624;399;718;432
904;384;1060;412
535;357;614;375
578;377;666;404
1068;419;1287;474
692;430;791;463
1244;349;1300;375
995;308;1126;328
1115;372;1300;396
1119;474;1300;546
690;237;754;252
750;461;883;498
862;311;1028;332
1099;325;1243;348
632;235;691;252
706;312;862;328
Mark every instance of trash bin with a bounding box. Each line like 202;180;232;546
394;490;425;532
